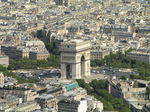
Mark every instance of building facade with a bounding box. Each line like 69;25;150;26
14;101;40;112
143;103;150;112
58;98;87;112
127;51;150;63
0;96;20;110
0;46;9;67
29;51;50;60
0;72;4;85
35;94;57;109
91;50;110;60
107;80;146;100
1;40;50;60
0;89;39;102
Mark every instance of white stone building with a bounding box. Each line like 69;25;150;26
58;97;87;112
0;72;4;85
127;51;150;63
60;39;91;79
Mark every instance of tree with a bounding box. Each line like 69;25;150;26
36;30;44;39
8;56;60;70
121;76;127;80
91;50;150;80
100;98;115;111
125;48;134;56
76;79;86;88
119;105;132;112
52;49;60;55
76;79;131;112
0;65;7;71
146;87;150;95
84;83;91;94
45;41;60;55
31;31;36;37
45;42;54;52
112;98;124;110
91;60;97;67
98;89;114;102
76;79;91;94
90;79;107;90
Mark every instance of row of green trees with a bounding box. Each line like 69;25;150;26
0;65;39;83
31;30;44;39
91;51;150;80
0;38;60;83
8;32;61;70
76;79;131;112
8;55;60;70
45;42;60;55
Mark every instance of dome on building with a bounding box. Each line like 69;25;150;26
24;41;45;47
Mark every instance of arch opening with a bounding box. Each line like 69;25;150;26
81;55;85;76
66;65;72;79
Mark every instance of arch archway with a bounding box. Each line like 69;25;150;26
66;65;72;79
81;55;85;76
60;40;91;79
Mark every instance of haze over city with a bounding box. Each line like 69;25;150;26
0;0;150;111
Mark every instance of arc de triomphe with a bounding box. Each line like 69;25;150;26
60;39;91;79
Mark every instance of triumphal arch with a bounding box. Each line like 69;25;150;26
60;39;91;79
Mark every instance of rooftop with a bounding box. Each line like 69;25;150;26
35;94;55;100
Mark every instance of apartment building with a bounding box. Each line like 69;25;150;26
112;31;133;42
0;72;4;85
35;94;57;109
127;51;150;63
0;96;20;110
2;40;50;60
107;80;147;100
0;88;39;102
0;46;9;67
143;103;150;112
58;97;87;112
14;101;40;112
91;50;110;60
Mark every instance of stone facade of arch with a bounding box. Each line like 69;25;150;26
60;40;91;79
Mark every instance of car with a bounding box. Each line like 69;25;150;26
101;70;105;74
92;70;96;73
113;68;120;72
112;70;115;74
131;71;136;75
109;67;112;69
104;76;107;79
